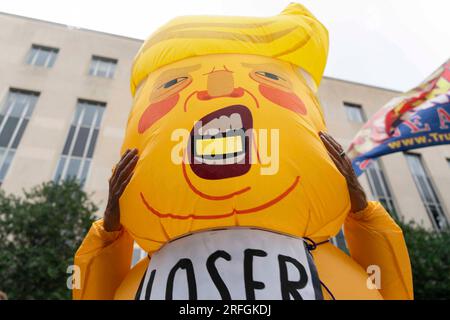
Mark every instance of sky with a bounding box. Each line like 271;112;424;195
1;0;449;92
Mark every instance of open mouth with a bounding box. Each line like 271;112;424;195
189;105;252;180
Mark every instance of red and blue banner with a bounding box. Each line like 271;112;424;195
348;59;450;176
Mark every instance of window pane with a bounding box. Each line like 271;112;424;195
72;127;90;157
89;61;96;76
365;160;397;217
81;105;96;127
62;126;76;155
408;155;423;176
378;169;392;194
350;107;361;122
72;105;83;125
132;248;142;267
48;51;57;67
417;176;433;202
344;103;365;123
0;103;8;117
55;99;105;184
2;95;14;115
107;63;116;78
66;157;82;179
0;149;15;182
4;90;38;119
27;45;58;68
94;108;104;128
97;61;108;77
427;204;439;220
426;176;443;205
0;148;5;180
334;229;347;252
0;90;38;154
11;119;28;149
26;47;38;65
79;159;91;183
10;99;27;118
0;117;19;147
89;59;99;76
367;166;384;196
89;56;117;78
25;96;37;118
54;156;67;183
87;129;99;158
405;153;448;230
34;49;49;66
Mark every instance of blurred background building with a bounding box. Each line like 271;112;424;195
1;12;449;253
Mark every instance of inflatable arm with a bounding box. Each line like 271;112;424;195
344;201;414;300
73;219;133;300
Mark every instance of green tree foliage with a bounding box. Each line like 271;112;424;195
0;180;97;299
399;221;450;300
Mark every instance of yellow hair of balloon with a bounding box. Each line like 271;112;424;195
131;3;328;95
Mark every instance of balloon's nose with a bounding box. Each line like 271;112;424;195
206;67;235;98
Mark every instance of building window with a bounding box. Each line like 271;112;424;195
344;102;366;123
54;100;105;184
331;228;348;253
405;153;448;230
26;44;59;68
132;247;146;267
0;89;39;183
89;56;117;78
365;160;398;218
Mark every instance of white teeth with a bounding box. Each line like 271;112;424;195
194;112;246;165
204;128;219;136
230;113;243;130
224;152;245;164
198;113;243;135
199;118;218;135
218;115;230;132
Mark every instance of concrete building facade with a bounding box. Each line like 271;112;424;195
0;12;448;235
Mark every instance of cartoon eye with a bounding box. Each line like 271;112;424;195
160;77;188;89
255;71;284;81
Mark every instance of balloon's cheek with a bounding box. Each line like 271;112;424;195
259;84;307;115
138;94;180;134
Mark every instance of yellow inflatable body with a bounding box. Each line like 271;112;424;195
73;3;413;300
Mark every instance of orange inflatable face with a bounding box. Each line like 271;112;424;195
120;54;350;253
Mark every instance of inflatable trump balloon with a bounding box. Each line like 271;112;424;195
73;3;413;300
